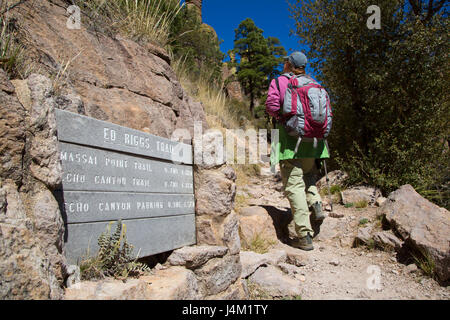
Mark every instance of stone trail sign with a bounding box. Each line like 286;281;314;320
55;109;196;263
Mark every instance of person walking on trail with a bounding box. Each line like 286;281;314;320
265;51;330;251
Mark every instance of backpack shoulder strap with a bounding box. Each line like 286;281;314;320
275;73;292;92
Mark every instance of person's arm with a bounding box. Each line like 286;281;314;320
266;79;282;121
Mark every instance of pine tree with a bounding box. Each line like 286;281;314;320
232;18;286;115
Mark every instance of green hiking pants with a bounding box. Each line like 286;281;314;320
280;158;322;238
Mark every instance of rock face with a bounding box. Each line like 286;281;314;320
239;247;308;299
13;0;207;139
222;63;244;101
0;70;67;300
379;185;450;283
205;279;248;300
0;71;26;185
0;182;53;299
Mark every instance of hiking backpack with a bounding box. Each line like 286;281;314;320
276;73;332;153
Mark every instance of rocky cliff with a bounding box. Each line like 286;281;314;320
0;0;243;299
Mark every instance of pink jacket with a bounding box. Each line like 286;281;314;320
266;76;290;121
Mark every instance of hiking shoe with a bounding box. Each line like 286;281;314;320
311;202;326;221
289;233;314;251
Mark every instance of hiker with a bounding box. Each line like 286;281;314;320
266;51;331;251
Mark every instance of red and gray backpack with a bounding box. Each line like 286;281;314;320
275;73;332;153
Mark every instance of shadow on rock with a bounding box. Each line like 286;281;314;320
260;205;292;244
260;205;324;243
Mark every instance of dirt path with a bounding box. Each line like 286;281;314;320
236;163;450;300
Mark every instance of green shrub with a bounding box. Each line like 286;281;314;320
366;239;376;250
359;218;369;225
412;248;436;280
355;200;369;209
80;220;151;280
344;203;354;208
330;185;342;195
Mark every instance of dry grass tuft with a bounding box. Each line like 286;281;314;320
83;0;182;47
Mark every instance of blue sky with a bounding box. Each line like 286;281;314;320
202;0;308;62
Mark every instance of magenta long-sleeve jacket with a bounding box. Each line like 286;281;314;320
265;76;290;120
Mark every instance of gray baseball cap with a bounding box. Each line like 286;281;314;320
284;51;308;68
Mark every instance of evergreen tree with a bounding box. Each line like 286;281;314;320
232;18;286;115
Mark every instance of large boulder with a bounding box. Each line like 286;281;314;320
341;186;382;206
238;206;278;249
194;254;242;297
373;230;403;251
247;265;302;298
379;184;450;283
167;245;228;269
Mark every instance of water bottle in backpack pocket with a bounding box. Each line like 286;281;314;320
280;73;332;153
